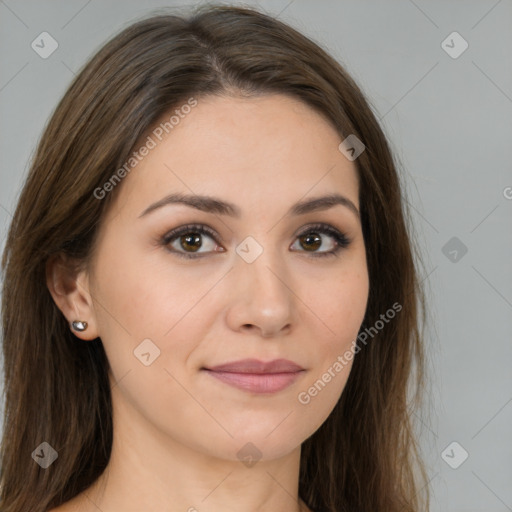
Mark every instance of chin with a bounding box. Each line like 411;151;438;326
201;420;311;463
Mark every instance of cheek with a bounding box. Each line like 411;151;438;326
91;233;187;338
313;267;369;349
91;241;214;387
92;249;204;434
292;266;368;421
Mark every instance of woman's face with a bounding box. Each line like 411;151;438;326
84;93;369;462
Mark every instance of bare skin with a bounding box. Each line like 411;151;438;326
47;93;369;512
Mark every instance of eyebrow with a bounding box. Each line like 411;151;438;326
138;192;360;220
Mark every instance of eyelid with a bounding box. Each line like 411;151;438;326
161;223;219;244
294;222;348;241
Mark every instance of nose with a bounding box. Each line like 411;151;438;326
225;252;296;338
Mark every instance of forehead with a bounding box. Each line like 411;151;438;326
109;94;359;220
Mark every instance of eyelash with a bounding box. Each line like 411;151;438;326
160;222;351;260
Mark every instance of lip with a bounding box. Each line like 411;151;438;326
202;358;305;394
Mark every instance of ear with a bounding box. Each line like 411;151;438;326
45;253;99;341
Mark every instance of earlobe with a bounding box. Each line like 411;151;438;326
45;253;99;341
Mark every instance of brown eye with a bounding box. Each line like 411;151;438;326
179;233;203;253
291;223;351;258
298;232;322;252
162;224;222;259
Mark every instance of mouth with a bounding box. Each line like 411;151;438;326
201;358;306;394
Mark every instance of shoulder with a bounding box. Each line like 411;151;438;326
48;505;75;512
47;496;85;512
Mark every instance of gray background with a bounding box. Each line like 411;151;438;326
1;1;511;511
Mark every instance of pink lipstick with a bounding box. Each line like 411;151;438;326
202;358;305;393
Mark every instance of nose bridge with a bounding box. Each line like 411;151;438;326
226;237;295;335
239;240;292;301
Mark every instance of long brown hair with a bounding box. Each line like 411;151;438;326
1;5;430;511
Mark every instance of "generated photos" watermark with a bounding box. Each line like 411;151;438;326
94;97;198;200
297;301;402;404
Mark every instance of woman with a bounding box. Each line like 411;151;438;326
0;5;430;512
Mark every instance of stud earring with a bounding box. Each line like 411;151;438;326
71;320;88;332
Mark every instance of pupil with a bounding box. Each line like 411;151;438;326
181;233;202;252
301;232;321;251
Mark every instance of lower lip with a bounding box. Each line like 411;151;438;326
203;370;303;393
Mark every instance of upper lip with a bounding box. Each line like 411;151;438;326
204;358;304;374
